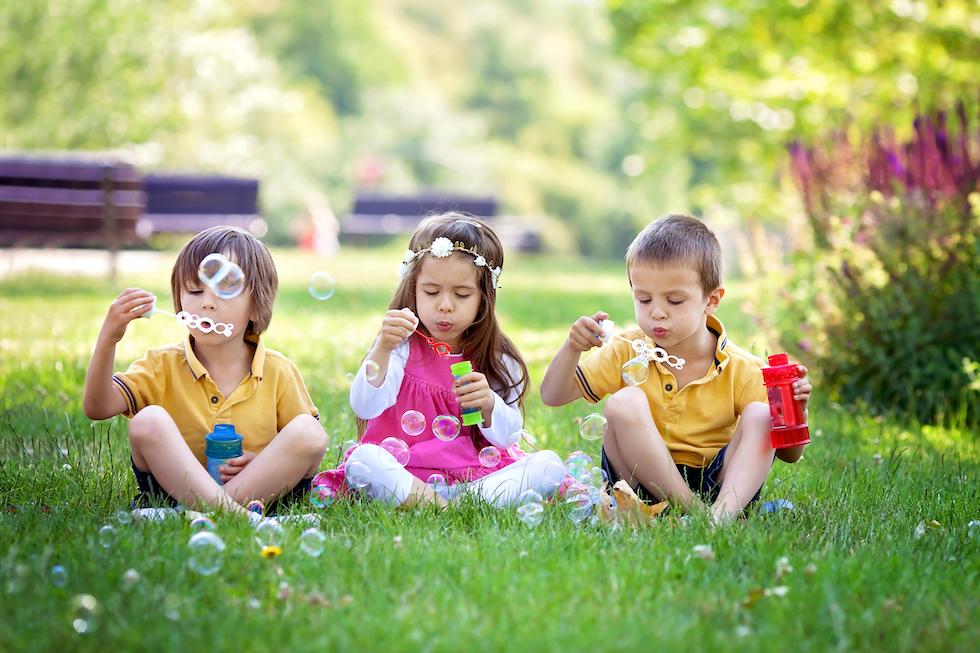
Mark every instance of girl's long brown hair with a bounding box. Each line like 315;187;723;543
357;213;529;448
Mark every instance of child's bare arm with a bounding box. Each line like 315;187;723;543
540;311;607;406
83;289;154;420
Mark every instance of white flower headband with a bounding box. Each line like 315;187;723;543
398;236;503;289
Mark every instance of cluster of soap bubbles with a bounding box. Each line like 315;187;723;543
621;339;686;386
516;488;545;527
561;451;611;526
198;253;246;300
176;311;234;337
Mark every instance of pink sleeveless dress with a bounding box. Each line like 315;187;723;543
314;335;519;495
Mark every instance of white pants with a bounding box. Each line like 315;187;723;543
346;443;564;507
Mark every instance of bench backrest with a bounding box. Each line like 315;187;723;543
138;173;261;235
342;192;498;235
0;156;144;247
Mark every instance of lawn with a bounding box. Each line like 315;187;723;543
1;246;977;652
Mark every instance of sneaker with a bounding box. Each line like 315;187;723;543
131;507;180;522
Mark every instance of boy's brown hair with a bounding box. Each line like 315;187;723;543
625;214;722;295
171;226;278;335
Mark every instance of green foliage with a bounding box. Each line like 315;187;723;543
775;107;980;425
608;0;980;222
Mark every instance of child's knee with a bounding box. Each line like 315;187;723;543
128;405;170;445
742;402;772;435
526;449;562;475
286;414;328;457
604;386;647;421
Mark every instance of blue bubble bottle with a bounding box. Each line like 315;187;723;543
205;424;243;485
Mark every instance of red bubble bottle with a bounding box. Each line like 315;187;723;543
761;353;810;449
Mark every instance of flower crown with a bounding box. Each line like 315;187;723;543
398;236;503;289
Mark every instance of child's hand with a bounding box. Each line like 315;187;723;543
794;364;812;406
219;450;256;483
99;288;155;344
567;311;609;352
454;371;495;416
378;308;419;352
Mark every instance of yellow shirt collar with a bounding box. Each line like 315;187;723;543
182;333;266;380
705;314;730;369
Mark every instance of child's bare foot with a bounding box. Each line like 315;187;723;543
398;477;448;509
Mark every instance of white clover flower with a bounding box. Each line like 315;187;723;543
474;255;487;267
430;237;454;258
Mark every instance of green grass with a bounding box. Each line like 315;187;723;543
1;247;977;652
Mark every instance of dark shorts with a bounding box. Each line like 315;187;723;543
600;444;762;507
131;458;313;515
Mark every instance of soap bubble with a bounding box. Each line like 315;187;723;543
363;360;380;381
299;528;327;557
187;532;225;576
50;565;68;588
198;253;246;300
113;510;132;526
432;415;461;441
565;489;593;525
564;452;592;482
254;520;285;550
518;489;543;506
120;569;140;591
400;410;426;436
479;446;501;468
380;437;411;466
517;502;544;528
346;460;371;489
212;262;245;300
310;484;335;509
245;500;265;517
98;524;116;549
69;594;101;634
426;473;448;493
579;413;607;441
543;462;567;490
308;271;336;301
198;253;227;285
621;356;650;386
587;466;606;488
189;516;216;532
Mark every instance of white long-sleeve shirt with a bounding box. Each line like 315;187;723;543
349;340;524;448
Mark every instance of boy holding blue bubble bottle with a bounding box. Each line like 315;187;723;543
83;226;327;516
540;215;812;522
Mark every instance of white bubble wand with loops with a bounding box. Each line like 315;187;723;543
144;303;236;338
598;319;685;387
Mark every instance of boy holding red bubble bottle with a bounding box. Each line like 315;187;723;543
541;214;812;522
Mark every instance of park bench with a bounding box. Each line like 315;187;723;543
340;191;540;251
0;155;143;276
136;173;265;238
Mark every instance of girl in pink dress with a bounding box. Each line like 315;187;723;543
317;213;563;507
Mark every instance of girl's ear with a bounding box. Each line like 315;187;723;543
704;287;724;315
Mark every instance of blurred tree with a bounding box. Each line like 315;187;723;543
608;0;980;228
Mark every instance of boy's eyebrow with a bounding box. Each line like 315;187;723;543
633;287;691;296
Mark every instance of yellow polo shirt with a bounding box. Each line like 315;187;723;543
112;334;318;464
575;315;767;467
